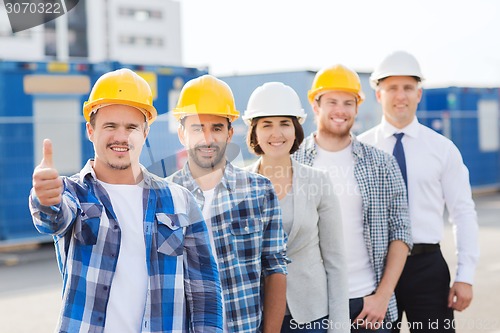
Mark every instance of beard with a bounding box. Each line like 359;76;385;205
188;143;227;170
319;121;352;139
105;141;133;170
107;161;132;170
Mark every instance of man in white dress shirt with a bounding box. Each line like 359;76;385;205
358;50;480;333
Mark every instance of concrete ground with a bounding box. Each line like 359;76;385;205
0;192;499;333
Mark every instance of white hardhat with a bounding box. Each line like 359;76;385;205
370;51;425;89
243;82;307;125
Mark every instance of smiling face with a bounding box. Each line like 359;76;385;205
178;114;233;171
376;76;422;129
87;104;148;181
254;116;296;158
313;90;358;139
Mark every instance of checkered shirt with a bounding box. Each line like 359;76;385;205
293;133;412;322
29;160;223;333
168;162;288;333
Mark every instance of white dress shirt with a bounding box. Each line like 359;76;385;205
358;116;480;284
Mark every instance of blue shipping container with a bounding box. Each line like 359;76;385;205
0;60;206;243
418;87;500;189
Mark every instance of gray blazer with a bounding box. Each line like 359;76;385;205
247;158;349;332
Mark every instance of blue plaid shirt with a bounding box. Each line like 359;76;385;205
293;133;412;322
168;162;288;333
29;160;223;333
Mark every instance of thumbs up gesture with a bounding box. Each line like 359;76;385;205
32;139;63;206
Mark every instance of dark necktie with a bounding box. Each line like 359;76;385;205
393;133;407;189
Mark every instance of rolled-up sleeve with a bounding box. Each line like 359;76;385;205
386;157;413;250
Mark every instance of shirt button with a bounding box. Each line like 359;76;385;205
103;286;108;291
244;226;249;232
113;224;118;230
98;316;103;321
81;212;85;217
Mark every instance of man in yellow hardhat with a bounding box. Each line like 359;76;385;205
359;51;479;333
29;68;223;332
293;64;412;332
167;74;288;333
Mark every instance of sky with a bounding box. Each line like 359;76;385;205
179;0;500;88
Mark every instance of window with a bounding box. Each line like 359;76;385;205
119;35;163;47
44;0;87;57
118;7;163;21
478;100;499;152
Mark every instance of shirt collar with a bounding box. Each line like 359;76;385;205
380;116;420;139
303;132;317;156
179;160;236;193
350;135;365;159
78;159;153;187
79;159;96;183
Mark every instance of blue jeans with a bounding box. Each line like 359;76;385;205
350;297;392;333
281;315;329;333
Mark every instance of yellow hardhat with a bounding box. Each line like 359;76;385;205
83;68;158;125
172;75;239;122
308;64;365;105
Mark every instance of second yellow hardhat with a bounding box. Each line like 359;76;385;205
172;75;239;122
308;64;364;105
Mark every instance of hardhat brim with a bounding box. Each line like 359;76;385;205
83;98;158;125
369;73;425;89
172;106;240;123
242;112;307;126
308;88;365;105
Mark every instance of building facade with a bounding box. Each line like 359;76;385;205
0;0;182;65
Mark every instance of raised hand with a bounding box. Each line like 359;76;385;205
32;139;63;206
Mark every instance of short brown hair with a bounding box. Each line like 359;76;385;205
247;116;304;155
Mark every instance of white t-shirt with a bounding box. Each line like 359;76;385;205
202;188;217;253
313;143;377;298
202;188;228;333
98;181;148;333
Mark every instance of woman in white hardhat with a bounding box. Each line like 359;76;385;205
244;82;349;333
